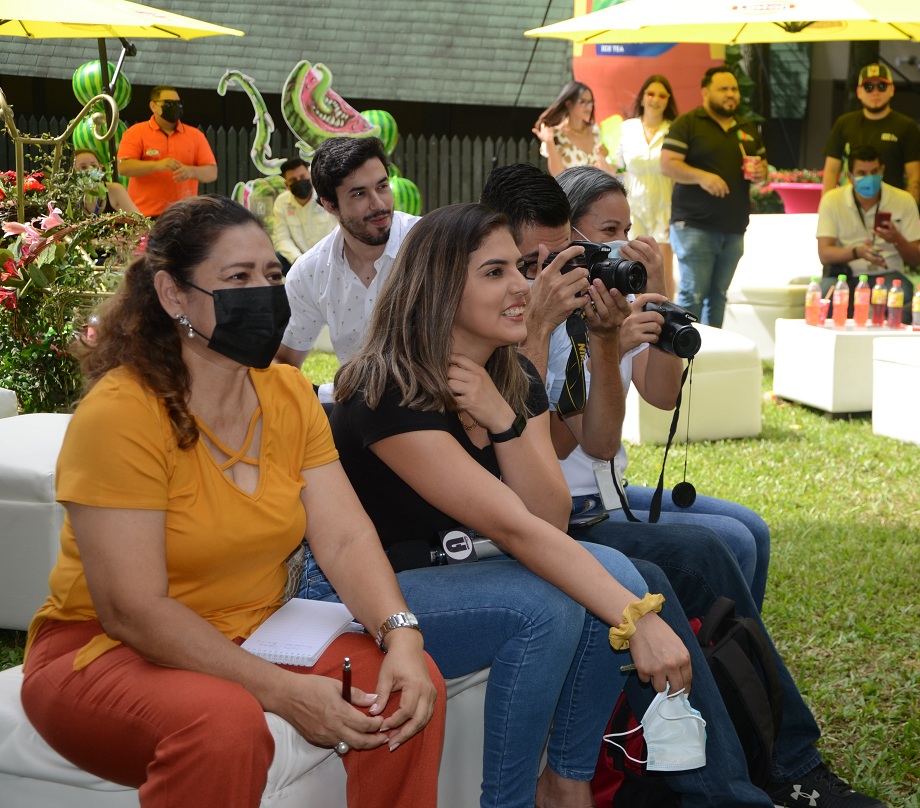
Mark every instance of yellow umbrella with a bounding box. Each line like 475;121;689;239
525;0;920;44
0;0;244;40
0;0;244;219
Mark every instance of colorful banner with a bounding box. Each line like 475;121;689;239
572;0;725;133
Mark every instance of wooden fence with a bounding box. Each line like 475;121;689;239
2;115;545;214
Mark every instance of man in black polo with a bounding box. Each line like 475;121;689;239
661;65;767;327
821;63;920;205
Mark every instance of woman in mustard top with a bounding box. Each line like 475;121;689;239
20;195;444;808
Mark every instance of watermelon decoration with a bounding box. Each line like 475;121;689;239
71;117;126;161
72;61;132;110
361;110;399;155
390;177;422;216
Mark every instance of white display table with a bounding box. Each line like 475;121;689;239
773;319;920;413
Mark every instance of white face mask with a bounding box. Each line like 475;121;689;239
604;683;707;772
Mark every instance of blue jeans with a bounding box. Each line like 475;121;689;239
672;223;744;327
611;484;771;611
570;517;823;787
300;542;645;808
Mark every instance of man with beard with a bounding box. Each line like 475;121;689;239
275;137;420;367
822;64;920;205
269;156;337;274
661;66;767;327
117;86;217;217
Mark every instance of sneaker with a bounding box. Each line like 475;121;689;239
767;763;887;808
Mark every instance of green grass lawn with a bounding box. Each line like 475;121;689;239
2;353;916;805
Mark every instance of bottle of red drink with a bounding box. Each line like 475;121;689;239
852;275;870;327
886;279;904;329
804;278;822;326
832;275;849;328
870;277;887;326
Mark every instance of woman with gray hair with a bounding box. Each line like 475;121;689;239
556;165;772;611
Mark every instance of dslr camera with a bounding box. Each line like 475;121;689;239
544;240;647;296
642;301;701;359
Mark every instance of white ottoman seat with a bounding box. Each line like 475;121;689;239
723;284;808;361
0;387;17;418
0;663;488;808
872;337;920;444
722;213;821;359
0;414;72;631
623;324;762;445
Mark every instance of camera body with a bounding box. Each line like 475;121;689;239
544;240;647;297
642;301;701;359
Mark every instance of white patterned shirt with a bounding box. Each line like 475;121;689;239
281;211;420;363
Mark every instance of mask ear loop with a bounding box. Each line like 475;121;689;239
603;724;648;766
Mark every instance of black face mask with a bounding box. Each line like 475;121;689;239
158;100;184;123
186;283;290;369
289;179;313;200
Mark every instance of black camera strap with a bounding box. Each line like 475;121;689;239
556;311;590;416
612;359;696;523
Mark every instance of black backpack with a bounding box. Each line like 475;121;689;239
591;596;784;806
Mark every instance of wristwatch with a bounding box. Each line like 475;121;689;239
375;611;421;652
488;412;527;443
852;246;859;261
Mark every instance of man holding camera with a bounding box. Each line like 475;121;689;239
816;144;919;320
479;164;885;808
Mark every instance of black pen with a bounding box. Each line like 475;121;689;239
342;657;352;704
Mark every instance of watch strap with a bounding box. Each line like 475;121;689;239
375;611;421;652
488;412;527;443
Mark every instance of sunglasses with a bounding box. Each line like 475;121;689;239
645;91;670;99
861;81;890;93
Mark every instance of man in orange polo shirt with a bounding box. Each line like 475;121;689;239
117;86;218;217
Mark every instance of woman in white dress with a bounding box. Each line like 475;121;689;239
532;81;615;178
614;75;679;297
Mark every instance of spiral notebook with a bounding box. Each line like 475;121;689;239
242;599;363;667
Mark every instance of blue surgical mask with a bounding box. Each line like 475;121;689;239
853;173;882;198
605;683;707;772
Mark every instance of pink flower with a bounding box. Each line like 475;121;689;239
39;202;64;231
0;288;17;310
2;220;44;244
1;259;18;281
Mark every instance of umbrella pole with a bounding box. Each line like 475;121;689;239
96;40;116;182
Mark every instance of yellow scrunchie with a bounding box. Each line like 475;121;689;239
608;593;665;651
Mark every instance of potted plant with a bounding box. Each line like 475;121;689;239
766;167;824;214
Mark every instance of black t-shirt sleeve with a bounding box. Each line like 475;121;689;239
351;385;450;451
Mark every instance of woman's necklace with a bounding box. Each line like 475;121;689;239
457;411;480;431
642;119;661;143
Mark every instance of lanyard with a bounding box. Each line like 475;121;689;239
851;187;881;237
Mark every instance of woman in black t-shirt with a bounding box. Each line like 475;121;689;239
303;203;690;808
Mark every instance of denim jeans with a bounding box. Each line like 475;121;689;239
299;542;646;808
671;223;745;327
608;484;771;611
570;518;824;787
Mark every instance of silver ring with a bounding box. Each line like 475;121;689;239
334;740;350;756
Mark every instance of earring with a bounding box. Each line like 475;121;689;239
176;313;194;339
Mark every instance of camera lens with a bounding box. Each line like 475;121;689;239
667;324;702;359
592;259;647;296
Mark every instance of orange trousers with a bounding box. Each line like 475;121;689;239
23;619;446;808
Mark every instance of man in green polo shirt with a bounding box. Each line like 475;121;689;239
661;65;767;328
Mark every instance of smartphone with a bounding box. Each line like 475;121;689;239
568;511;610;529
875;211;892;229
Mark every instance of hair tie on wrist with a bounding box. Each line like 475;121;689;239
609;593;665;651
